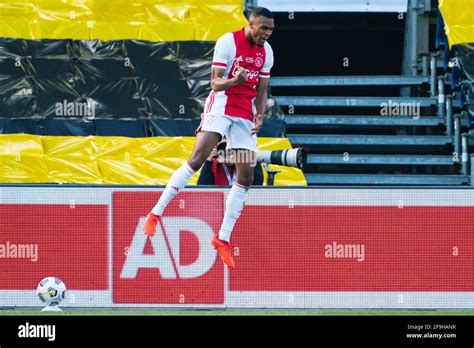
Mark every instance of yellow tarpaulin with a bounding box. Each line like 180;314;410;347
0;0;248;41
439;0;474;47
0;134;307;186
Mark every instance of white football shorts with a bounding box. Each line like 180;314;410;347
197;113;258;152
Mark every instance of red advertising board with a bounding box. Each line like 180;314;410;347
113;191;225;304
0;204;108;290
3;189;473;308
230;206;474;291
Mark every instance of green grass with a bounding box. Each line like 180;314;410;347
1;309;473;316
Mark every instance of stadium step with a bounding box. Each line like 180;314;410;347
271;75;429;87
288;134;452;146
305;174;470;185
272;68;468;185
274;96;437;107
284;115;444;126
307;154;455;165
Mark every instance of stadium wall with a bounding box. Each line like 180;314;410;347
1;186;473;309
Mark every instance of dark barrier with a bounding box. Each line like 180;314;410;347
0;40;213;119
0;38;284;137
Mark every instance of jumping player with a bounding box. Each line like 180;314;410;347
143;7;274;270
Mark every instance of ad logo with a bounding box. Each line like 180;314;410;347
121;217;217;279
113;191;225;304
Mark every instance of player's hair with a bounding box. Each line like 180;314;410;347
249;7;273;20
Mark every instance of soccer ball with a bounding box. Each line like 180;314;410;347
36;277;66;306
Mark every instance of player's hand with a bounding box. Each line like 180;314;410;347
251;114;263;135
234;67;248;85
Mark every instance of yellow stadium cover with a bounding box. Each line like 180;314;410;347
0;0;248;41
439;0;474;47
0;134;307;186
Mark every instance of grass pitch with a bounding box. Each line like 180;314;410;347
1;309;473;316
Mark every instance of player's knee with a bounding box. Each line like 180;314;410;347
237;172;253;187
188;153;207;171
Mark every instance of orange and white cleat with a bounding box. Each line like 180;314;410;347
143;213;160;237
211;235;235;270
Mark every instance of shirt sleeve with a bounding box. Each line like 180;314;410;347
260;44;274;79
212;33;232;70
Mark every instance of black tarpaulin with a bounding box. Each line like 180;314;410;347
0;38;284;137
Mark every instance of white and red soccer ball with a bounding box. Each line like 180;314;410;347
36;277;66;306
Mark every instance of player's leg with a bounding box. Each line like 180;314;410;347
144;112;231;237
152;130;222;213
218;156;253;241
211;152;254;270
143;130;221;236
211;117;257;269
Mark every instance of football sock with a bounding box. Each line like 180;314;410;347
151;161;195;216
218;182;249;242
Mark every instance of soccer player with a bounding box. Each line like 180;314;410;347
143;7;274;270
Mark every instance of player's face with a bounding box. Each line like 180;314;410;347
250;16;274;47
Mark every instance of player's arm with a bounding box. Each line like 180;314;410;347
211;67;247;92
251;77;269;134
255;76;269;117
252;46;273;135
211;33;247;92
